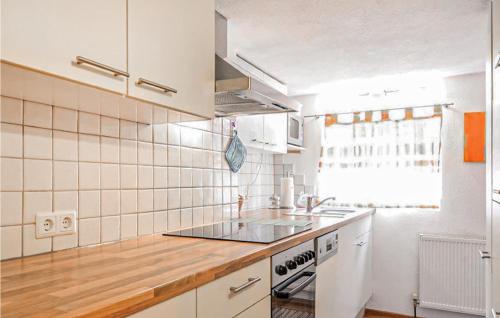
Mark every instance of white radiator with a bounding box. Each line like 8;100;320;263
418;234;486;316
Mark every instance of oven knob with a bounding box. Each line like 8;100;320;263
307;250;315;259
301;253;310;262
294;255;305;265
285;260;297;270
275;265;287;276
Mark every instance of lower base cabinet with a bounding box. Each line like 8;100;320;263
316;216;373;318
128;290;196;318
234;296;271;318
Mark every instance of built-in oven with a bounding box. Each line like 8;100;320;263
288;113;304;147
271;239;316;318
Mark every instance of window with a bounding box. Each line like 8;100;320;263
318;107;443;208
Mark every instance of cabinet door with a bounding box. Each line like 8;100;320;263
316;217;372;318
493;201;500;313
234;296;271;318
1;0;127;93
493;0;500;193
263;113;288;154
128;0;214;118
128;290;196;318
236;115;265;150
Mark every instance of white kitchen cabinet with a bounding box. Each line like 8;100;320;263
236;115;265;150
316;216;373;318
492;0;500;193
1;0;128;93
197;258;271;318
263;113;288;153
127;0;215;118
236;114;287;154
128;290;196;318
234;296;271;318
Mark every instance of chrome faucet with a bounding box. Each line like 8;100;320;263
304;195;336;213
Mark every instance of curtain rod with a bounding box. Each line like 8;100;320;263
303;103;454;118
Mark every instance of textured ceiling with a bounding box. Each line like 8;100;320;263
216;0;490;96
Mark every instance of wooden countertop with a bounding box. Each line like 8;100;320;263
1;208;375;318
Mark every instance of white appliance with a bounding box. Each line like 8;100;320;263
287;113;304;147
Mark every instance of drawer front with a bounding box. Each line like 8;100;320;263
197;258;271;318
346;215;373;239
234;296;271;318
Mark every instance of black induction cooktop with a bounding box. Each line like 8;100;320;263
163;221;312;243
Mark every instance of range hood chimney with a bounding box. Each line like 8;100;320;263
214;12;301;117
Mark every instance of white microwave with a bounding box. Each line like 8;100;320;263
287;113;304;147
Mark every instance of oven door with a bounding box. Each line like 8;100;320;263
272;264;316;318
288;114;304;147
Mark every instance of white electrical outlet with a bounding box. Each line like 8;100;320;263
56;211;76;234
36;213;57;238
36;211;77;238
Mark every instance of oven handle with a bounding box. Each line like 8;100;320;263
273;271;316;299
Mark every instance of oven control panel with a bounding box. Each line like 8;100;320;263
271;239;315;287
315;230;338;265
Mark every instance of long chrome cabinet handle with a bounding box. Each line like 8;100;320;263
479;250;491;259
136;78;178;94
229;277;261;294
75;56;129;78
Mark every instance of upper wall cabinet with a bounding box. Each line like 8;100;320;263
127;0;215;118
1;0;128;93
236;113;288;154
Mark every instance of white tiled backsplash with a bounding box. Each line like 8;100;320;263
0;63;275;260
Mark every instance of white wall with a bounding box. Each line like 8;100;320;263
286;72;486;317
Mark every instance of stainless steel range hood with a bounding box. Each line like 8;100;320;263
215;13;301;117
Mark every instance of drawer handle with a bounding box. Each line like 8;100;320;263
136;78;178;94
229;277;261;294
356;241;368;247
75;56;129;78
479;250;491;259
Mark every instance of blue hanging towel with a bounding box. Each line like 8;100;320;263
225;130;247;173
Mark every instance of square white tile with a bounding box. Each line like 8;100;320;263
78;162;100;190
101;116;119;138
53;161;78;191
24;159;51;191
100;163;120;189
23;224;52;256
121;214;137;239
1;192;22;226
153;211;167;233
138;189;153;213
53;107;77;132
79;112;100;135
166;146;180;166
101;190;120;216
167;189;180;210
120;190;137;214
0;226;22;260
153;144;168;166
138;165;153;189
167;210;180;231
120;120;137;140
180;168;192;187
24;126;52;159
79;218;101;246
153;189;167;211
120;139;137;164
153;166;168;189
120;165;137;189
1;123;22;157
180;188;192;208
24;101;52;129
78;190;100;218
0;96;23;124
53;131;78;161
138;212;154;235
138;142;153;165
79;134;100;162
101;216;120;242
167;167;180;188
53;191;78;212
100;137;120;163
